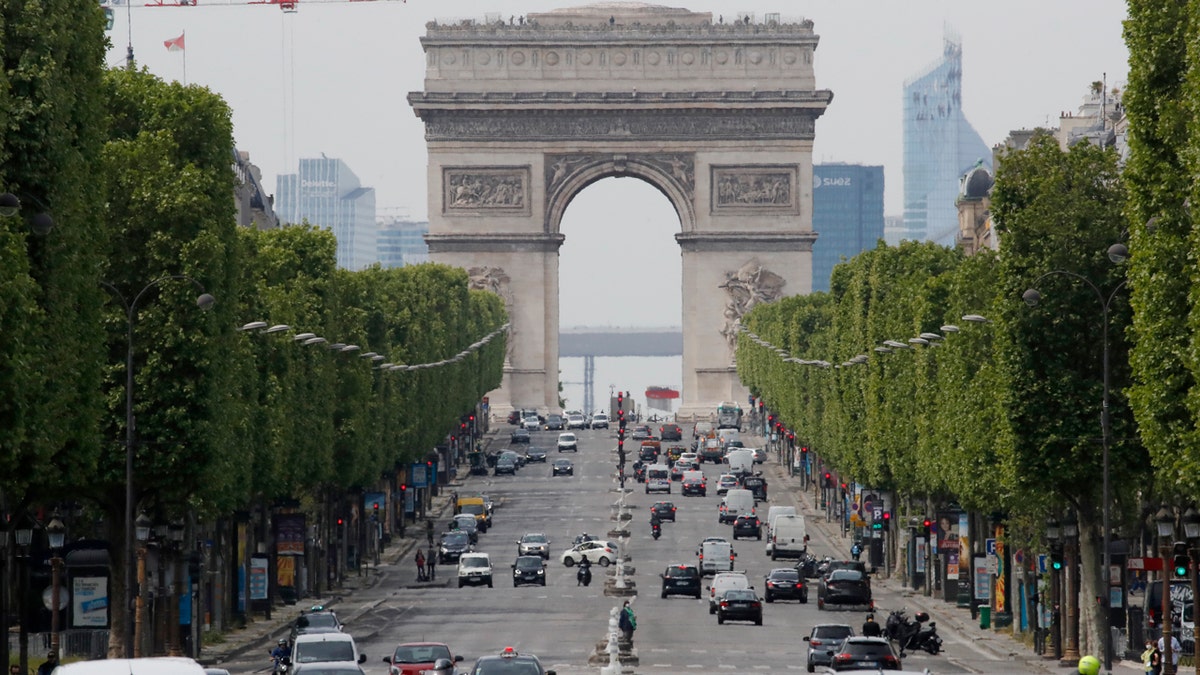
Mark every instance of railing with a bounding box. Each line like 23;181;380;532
8;630;111;660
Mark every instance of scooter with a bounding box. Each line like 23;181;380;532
577;565;592;586
651;522;662;540
886;609;941;656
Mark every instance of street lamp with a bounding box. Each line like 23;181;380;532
1061;511;1080;664
1157;506;1178;675
1024;259;1127;673
1046;517;1063;659
14;515;34;675
1183;507;1200;675
133;512;152;658
46;512;65;655
100;275;214;658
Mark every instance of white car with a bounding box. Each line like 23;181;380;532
557;432;578;452
561;540;619;567
707;571;751;614
566;414;588;429
590;413;609;429
522;416;541;431
457;552;493;588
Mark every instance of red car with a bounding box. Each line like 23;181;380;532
383;642;463;675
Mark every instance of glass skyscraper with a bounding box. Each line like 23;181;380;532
276;157;377;270
377;217;430;268
900;34;992;247
812;164;885;293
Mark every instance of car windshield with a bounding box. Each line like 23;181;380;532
769;570;800;582
724;590;757;601
522;534;547;543
442;532;468;545
392;644;451;664
462;557;489;569
844;642;894;657
460;504;485;515
473;659;543;675
665;566;698;578
515;557;543;569
654;503;674;510
829;569;864;582
560;434;576;442
301;613;339;631
814;625;854;639
554;460;571;466
295;642;355;663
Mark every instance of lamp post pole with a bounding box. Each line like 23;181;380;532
15;517;33;675
1024;258;1128;674
46;513;65;655
1157;507;1178;675
101;276;214;657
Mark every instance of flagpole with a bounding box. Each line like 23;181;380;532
182;30;187;86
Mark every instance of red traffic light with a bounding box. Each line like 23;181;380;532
882;512;891;521
399;484;407;493
923;518;932;528
801;446;809;454
840;482;847;490
336;517;344;526
824;472;831;480
460;422;467;430
469;414;475;422
426;460;433;468
372;502;379;511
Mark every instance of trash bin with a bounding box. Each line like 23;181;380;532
980;605;991;630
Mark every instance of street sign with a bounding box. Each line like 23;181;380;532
985;538;996;556
1128;556;1164;572
873;507;883;521
1038;554;1048;574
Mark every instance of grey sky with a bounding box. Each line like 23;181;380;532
105;0;1130;329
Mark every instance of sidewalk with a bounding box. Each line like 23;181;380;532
198;469;477;666
759;449;1144;672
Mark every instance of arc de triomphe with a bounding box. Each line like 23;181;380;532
408;2;832;418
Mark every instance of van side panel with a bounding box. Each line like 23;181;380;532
771;515;808;559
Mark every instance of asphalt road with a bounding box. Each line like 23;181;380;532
218;424;1090;675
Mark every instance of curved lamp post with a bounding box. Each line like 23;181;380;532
100;275;215;658
1023;248;1127;673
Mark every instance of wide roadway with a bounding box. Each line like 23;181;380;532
223;425;1058;674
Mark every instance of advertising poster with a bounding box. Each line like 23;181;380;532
938;511;960;579
249;556;269;601
974;557;991;600
275;513;306;555
410;463;428;489
363;492;387;518
72;577;108;627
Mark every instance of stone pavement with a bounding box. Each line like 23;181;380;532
757;444;1145;673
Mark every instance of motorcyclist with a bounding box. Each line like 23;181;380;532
650;512;662;538
577;556;592;586
271;639;292;672
862;614;882;637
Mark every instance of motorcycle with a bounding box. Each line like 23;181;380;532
794;552;819;579
651;522;662;540
886;608;941;656
577;565;592;587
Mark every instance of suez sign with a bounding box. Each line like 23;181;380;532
813;175;853;189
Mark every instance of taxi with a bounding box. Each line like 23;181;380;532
468;646;556;675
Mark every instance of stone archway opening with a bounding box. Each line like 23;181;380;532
558;176;683;416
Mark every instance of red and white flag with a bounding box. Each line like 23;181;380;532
163;33;185;52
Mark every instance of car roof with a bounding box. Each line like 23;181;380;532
845;636;891;644
294;632;355;643
56;658;207;675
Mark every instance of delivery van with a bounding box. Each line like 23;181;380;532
770;514;809;560
726;449;755;477
646;464;671;494
719;488;755;524
764;505;797;554
698;538;736;576
457;496;490;531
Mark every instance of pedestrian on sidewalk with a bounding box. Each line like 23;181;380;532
1159;634;1182;673
618;600;636;643
425;518;434;547
415;548;427;581
426;546;437;581
1142;639;1161;675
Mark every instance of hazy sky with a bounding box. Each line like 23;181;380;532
104;0;1130;330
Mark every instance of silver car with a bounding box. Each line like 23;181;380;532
517;532;551;559
557;433;578;452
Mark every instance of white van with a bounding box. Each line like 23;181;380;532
719;488;755;524
770;514;809;560
54;658;206;675
717;428;740;446
726;449;755;476
645;463;671;494
698;538;736;576
764;505;797;554
292;632;367;667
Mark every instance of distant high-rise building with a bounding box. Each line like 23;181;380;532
276;157;377;270
811;164;884;292
377;216;430;268
900;32;992;247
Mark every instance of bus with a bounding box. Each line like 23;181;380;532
716;401;743;430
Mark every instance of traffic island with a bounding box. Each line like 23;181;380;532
604;576;637;596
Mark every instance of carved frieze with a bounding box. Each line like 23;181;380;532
422;110;817;142
718;259;786;357
442;166;531;215
711;164;799;214
467;266;516;361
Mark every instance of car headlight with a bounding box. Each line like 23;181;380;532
537;569;545;575
514;569;521;576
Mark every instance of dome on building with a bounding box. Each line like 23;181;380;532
960;162;994;199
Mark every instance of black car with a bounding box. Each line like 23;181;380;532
507;410;522;425
502;450;526;468
470;648;555;675
763;567;807;603
512;555;547;587
494;457;517;476
806;623;855;672
817;569;873;609
552;458;574;476
741;475;767;501
716;588;763;625
544;414;565;430
510;428;531;443
525;447;548;463
650;501;677;522
825;636;900;671
660;564;702;599
289;609;342;642
438;531;471;564
659;424;683;441
638;446;659;462
681;475;706;497
732;514;762;540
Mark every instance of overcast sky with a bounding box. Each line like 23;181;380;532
104;0;1130;330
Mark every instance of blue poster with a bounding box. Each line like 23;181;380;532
72;576;108;628
410;463;428;488
249;556;269;601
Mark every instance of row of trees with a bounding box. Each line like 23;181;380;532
0;0;506;652
739;132;1142;658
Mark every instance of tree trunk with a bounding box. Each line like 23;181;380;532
1077;514;1104;660
107;502;129;658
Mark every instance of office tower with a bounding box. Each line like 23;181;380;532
901;32;991;247
377;215;431;268
276;157;377;270
811;164;885;292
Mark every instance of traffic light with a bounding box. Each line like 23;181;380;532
372;502;380;520
823;472;832;488
768;414;774;426
882;511;891;529
1050;549;1064;571
922;518;932;538
800;446;809;455
399;484;407;501
1173;541;1190;578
